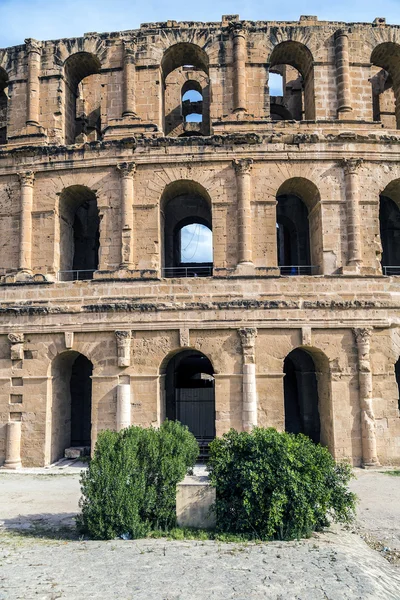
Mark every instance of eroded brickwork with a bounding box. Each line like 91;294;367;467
0;15;400;467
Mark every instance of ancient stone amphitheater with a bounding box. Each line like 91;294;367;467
0;14;399;468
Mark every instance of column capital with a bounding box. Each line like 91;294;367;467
233;158;253;175
334;28;350;40
341;158;363;175
115;329;132;341
115;330;132;367
123;38;137;61
228;21;247;38
353;327;372;346
8;333;24;344
238;327;257;349
116;162;136;178
18;171;35;187
24;38;41;54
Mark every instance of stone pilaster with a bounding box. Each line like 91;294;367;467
233;158;253;265
238;327;257;431
116;162;136;268
115;330;132;367
117;381;131;431
8;333;24;361
18;171;35;273
229;22;247;113
122;39;137;117
4;421;22;469
334;30;353;117
353;328;380;466
341;159;363;269
25;38;41;127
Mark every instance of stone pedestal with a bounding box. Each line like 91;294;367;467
176;475;216;529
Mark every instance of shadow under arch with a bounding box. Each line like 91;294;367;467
160;179;213;277
371;42;400;129
58;184;100;280
49;350;93;464
276;177;321;275
0;67;8;144
268;41;315;120
283;345;334;452
159;348;215;457
161;42;209;79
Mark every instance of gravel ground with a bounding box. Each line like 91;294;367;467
0;466;399;600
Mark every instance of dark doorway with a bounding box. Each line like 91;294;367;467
70;354;93;447
395;358;400;412
277;194;311;275
72;198;100;275
164;350;215;456
380;195;400;274
284;348;320;443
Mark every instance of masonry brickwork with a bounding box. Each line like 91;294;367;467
0;14;400;468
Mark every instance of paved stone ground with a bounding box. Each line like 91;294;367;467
0;466;399;600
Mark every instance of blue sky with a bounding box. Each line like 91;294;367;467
0;0;399;47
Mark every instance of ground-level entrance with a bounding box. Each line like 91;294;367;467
50;351;93;463
163;350;215;459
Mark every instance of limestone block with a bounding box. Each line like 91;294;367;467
176;475;216;529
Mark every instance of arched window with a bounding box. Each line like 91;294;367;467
371;43;400;129
58;185;100;280
380;196;400;275
0;67;9;144
276;178;321;275
51;351;93;463
161;349;215;457
161;43;210;136
269;41;315;121
161;181;213;278
63;52;102;144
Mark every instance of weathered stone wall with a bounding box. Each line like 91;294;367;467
0;15;400;468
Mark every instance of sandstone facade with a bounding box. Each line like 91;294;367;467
0;14;400;467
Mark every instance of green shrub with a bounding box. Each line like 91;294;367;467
77;420;199;540
208;427;356;541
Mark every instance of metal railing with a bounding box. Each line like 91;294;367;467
57;269;96;282
162;266;213;278
382;266;400;276
279;265;318;276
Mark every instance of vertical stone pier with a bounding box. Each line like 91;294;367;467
122;39;137;117
239;327;258;431
230;22;247;113
117;163;136;269
233;158;254;266
342;158;363;270
335;30;353;118
18;171;35;273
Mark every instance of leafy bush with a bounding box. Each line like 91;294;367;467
208;427;356;541
77;420;199;540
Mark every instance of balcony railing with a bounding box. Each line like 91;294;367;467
57;269;96;282
382;266;400;276
162;266;213;278
279;265;318;276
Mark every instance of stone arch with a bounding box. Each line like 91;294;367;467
283;345;333;452
268;41;315;120
58;185;100;280
0;67;9;144
160;348;215;457
371;42;400;128
379;178;400;274
276;177;322;275
50;350;93;463
160;180;213;277
63;51;102;144
161;43;210;136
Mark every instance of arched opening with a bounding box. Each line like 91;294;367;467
379;180;400;275
50;351;93;463
161;180;213;277
276;178;321;275
395;358;400;412
284;348;320;443
269;41;315;121
161;349;215;458
371;43;400;129
58;185;100;280
161;43;210;136
63;52;102;144
0;67;9;144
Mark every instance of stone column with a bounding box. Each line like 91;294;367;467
117;382;131;431
334;30;353;118
4;421;22;469
25;38;41;126
18;171;35;273
233;158;254;265
239;327;258;431
115;330;132;367
229;22;247;113
122;39;137;117
116;162;136;269
353;328;379;467
341;159;363;269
